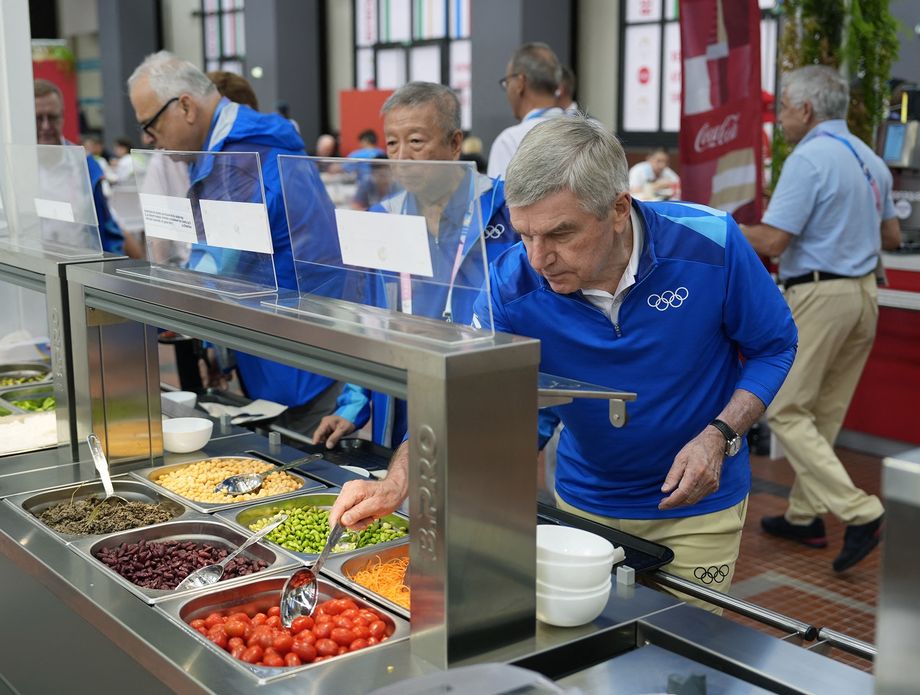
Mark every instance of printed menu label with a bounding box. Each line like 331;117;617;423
34;198;75;223
139;193;197;243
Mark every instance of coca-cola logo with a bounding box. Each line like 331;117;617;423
694;113;740;152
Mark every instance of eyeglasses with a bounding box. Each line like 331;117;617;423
499;73;521;90
138;96;179;137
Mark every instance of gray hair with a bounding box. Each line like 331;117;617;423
128;50;217;101
510;42;561;96
783;65;849;121
381;82;461;140
505;116;629;219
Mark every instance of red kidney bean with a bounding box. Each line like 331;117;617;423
94;539;269;590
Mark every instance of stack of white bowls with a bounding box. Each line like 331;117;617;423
536;524;618;627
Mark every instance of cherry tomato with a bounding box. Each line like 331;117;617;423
196;627;208;636
248;626;274;649
290;616;314;635
295;631;316;646
207;624;227;640
272;633;294;654
251;613;267;626
224;620;247;638
341;608;359;619
266;615;282;628
322;600;344;616
204;613;225;629
330;628;356;647
367;636;379;646
241;645;263;664
349;638;369;652
352;616;370;628
267;605;281;617
228;637;244;649
352;625;371;640
228;612;251;623
189;618;206;630
230;643;247;660
312;623;332;639
337;646;348;655
315;638;338;657
333;616;353;630
284;652;302;667
291;640;317;662
368;620;387;638
207;631;228;650
340;599;359;611
263;647;281;662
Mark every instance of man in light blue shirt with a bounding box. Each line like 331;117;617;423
743;65;901;573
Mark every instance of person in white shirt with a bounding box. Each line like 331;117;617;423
556;65;580;114
487;42;565;179
110;137;135;184
628;147;680;201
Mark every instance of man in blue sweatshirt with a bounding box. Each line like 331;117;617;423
331;116;797;601
128;52;339;433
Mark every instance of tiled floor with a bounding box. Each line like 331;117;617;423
725;448;883;672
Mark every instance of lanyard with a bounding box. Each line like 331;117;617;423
524;107;553;121
817;131;882;215
398;181;498;321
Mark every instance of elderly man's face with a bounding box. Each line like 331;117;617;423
383;103;461;162
511;189;630;295
129;77;201;151
778;89;810;145
35;93;64;145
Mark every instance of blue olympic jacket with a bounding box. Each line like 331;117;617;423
85;155;125;254
334;174;517;448
473;200;798;519
194;98;337;406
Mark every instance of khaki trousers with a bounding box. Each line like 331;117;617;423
767;275;884;526
555;494;748;614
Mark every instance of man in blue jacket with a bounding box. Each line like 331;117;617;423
128;52;339;433
312;82;517;450
330;117;797;602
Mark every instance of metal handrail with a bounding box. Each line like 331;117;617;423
650;570;819;641
815;627;877;661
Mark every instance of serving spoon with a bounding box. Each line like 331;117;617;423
280;522;346;627
213;453;323;496
86;433;129;508
174;514;288;591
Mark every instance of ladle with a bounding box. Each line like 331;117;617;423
213;453;323;496
280;522;346;627
86;433;129;507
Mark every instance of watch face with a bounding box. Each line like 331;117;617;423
727;437;742;456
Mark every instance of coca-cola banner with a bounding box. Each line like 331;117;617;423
679;0;762;224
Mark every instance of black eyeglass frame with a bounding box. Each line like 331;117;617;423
138;96;179;137
498;73;522;90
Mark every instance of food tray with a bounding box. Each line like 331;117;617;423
4;476;193;544
323;541;410;620
69;518;299;604
0;382;55;416
215;491;409;563
0;361;51;388
295;437;392;471
537;502;674;575
130;456;328;513
154;575;409;683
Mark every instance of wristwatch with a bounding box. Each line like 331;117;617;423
710;419;742;456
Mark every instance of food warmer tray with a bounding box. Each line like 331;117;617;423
537;502;674;575
4;476;195;545
69;516;300;604
322;540;410;620
129;453;328;514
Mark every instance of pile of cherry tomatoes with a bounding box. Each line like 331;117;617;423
187;597;392;668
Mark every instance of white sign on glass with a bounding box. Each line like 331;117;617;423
34;198;75;223
139;193;197;243
199;199;273;255
335;209;433;277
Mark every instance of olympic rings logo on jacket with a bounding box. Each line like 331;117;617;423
647;286;689;311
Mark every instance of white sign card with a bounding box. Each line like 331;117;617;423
139;193;197;243
623;24;662;131
199;199;274;255
335;208;433;277
33;198;75;223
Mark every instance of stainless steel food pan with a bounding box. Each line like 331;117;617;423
323;540;410;620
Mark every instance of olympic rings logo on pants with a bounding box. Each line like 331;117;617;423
647;286;689;311
693;564;730;584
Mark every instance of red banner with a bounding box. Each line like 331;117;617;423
679;0;762;223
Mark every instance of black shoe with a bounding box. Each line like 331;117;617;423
833;515;883;572
761;515;828;548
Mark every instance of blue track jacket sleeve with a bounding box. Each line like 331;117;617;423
334;383;372;429
724;218;797;406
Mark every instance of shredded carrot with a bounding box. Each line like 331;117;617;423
348;556;410;610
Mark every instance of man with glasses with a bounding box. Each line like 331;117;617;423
487;42;565;180
127;51;341;436
34;79;141;257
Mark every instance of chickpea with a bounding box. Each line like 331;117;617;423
154;457;302;503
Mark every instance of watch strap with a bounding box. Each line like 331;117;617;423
710;418;739;444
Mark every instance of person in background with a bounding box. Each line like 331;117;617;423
82;133;115;184
315;133;339;157
460;134;487;173
207;70;259;111
628;147;680;201
34;79;142;258
350;152;396;210
556;65;580;114
329;116;797;607
109;137;135;184
741;65;901;573
276;100;300;134
128;51;340;434
347;129;385;159
313;82;518;450
488;42;565;180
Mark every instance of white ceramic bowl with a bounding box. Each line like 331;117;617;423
162;417;213;453
162;390;197;408
536;545;624;590
537;575;610;597
536;579;611;627
536;524;615;564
